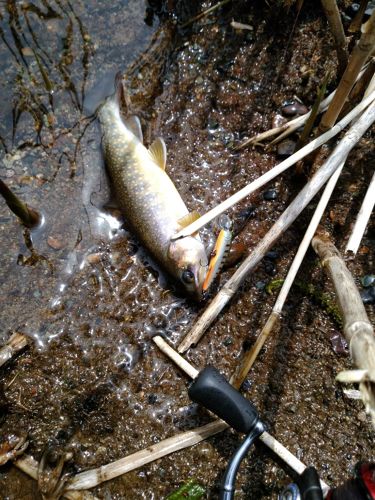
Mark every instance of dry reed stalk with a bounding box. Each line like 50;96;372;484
320;0;348;75
66;420;228;490
0;179;40;228
345;170;375;254
237;91;335;149
349;0;369;33
178;98;375;353
14;455;96;499
230;162;344;389
0;332;28;367
173;89;375;241
320;10;375;131
312;231;375;425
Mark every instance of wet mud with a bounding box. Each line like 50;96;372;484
0;0;374;498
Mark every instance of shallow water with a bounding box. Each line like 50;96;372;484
0;1;374;498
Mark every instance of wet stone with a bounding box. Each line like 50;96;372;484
360;286;375;305
263;189;277;201
272;113;287;129
361;275;375;288
281;100;308;117
148;394;157;404
277;139;296;157
47;235;65;250
264;260;277;276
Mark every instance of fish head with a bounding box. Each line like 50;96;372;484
168;237;208;299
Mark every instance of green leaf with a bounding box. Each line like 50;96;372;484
166;479;206;500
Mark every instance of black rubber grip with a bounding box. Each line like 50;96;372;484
188;366;259;434
298;467;323;500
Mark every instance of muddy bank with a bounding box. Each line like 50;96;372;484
0;0;374;498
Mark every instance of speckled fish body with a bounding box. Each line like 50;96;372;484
98;97;208;297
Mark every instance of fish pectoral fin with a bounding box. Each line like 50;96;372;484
124;115;143;142
148;137;167;170
177;211;200;229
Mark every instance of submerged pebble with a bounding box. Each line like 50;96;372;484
263;189;277;201
361;274;375;288
281;100;308;117
272;113;287;129
47;235;65;250
277;139;296;157
361;286;375;305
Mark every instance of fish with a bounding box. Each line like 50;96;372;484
98;79;208;298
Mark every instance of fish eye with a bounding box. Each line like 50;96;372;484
182;269;194;284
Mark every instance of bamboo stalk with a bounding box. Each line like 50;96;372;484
0;332;28;368
320;10;375;131
311;231;375;424
345;170;375;254
230;163;344;389
172;89;375;240
320;0;348;76
0;179;40;228
178;99;375;353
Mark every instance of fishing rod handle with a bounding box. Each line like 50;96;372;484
188;366;260;434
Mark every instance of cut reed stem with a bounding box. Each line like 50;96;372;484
345;170;375;254
178;98;375;353
172;89;375;240
0;179;40;228
312;230;375;425
230;162;344;389
320;10;375;131
320;0;348;76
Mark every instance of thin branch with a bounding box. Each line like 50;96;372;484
345;170;375;254
178;98;375;353
320;10;375;131
320;0;348;76
230;162;345;388
0;332;28;368
172;89;375;240
312;231;375;425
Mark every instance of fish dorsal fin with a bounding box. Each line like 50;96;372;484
124;115;143;142
149;137;167;170
177;211;200;229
